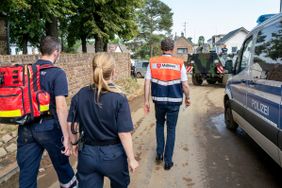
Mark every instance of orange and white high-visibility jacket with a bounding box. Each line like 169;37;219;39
149;54;183;105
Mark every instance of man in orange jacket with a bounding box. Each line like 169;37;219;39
144;38;191;170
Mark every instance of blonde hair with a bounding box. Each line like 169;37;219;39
92;53;122;103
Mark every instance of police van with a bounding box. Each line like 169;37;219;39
224;13;282;167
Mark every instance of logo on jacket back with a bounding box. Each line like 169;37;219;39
152;63;180;71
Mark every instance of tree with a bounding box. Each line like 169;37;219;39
9;6;45;54
137;0;173;57
3;0;75;54
67;0;142;53
0;0;30;54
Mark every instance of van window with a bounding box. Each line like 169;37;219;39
252;21;282;81
235;37;253;74
142;62;149;68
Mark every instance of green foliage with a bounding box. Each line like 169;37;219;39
0;0;29;13
8;1;45;52
67;0;143;52
4;0;143;54
136;0;173;57
5;0;75;53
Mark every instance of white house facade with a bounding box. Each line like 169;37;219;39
216;27;248;54
10;43;39;55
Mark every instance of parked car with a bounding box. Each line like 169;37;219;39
134;60;149;78
224;13;282;167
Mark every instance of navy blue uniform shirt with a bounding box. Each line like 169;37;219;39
67;85;134;142
35;59;68;120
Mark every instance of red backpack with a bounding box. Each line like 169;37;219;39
0;64;54;125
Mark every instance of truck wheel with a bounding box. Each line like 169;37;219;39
192;75;203;85
136;72;142;78
207;79;216;84
224;100;238;131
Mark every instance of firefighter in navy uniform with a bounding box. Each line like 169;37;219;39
144;38;191;170
16;36;77;188
68;53;139;188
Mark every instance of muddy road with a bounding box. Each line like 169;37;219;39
127;84;282;188
2;83;281;188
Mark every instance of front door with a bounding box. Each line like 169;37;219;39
247;22;282;166
229;36;254;121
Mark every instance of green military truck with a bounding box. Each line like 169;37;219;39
186;52;232;85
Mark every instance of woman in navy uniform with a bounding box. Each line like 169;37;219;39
67;53;139;188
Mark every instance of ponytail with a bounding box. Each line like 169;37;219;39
92;53;122;104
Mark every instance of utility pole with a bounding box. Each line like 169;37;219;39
183;21;187;38
280;0;282;12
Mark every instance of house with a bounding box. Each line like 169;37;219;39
107;44;130;53
77;43;130;53
174;33;194;55
207;34;225;49
215;27;248;54
9;43;39;55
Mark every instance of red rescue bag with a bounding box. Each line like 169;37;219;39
0;64;54;125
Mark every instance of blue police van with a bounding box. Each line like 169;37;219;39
224;13;282;167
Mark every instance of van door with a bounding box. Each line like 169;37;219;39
229;37;253;125
246;22;281;166
279;91;282;166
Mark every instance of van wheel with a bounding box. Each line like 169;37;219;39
192;75;203;85
136;72;142;78
224;100;238;131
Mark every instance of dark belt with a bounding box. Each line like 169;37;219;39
84;139;121;146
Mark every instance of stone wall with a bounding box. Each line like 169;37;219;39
0;52;131;96
0;52;131;161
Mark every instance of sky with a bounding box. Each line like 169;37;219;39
161;0;280;43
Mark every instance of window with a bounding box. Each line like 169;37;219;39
142;62;149;68
253;21;282;81
231;47;237;53
177;48;188;54
235;37;253;74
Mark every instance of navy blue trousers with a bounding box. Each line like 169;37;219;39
77;144;129;188
154;104;180;164
17;119;76;188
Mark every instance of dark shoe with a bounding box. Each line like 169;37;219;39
155;154;163;162
164;162;174;170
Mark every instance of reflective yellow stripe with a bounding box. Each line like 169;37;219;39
0;109;22;117
40;105;49;112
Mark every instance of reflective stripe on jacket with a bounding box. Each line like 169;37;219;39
150;55;183;105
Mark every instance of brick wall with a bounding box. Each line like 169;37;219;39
0;52;131;161
0;52;131;97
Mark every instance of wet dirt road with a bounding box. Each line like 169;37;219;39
3;83;281;188
127;84;282;188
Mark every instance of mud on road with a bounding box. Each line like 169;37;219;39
2;82;281;188
128;83;281;188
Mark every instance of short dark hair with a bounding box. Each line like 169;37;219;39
40;36;61;55
161;38;174;51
